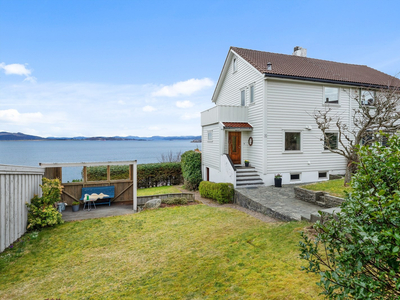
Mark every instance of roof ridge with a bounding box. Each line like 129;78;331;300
231;46;370;68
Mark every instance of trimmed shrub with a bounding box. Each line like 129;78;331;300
199;181;234;204
87;162;182;188
162;197;188;205
181;150;202;190
26;178;64;231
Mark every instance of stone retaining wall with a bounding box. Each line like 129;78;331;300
324;194;345;207
234;190;297;222
294;186;344;208
137;193;195;206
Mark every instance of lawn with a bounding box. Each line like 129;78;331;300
137;185;182;196
302;178;352;198
0;205;322;299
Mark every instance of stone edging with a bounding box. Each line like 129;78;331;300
137;193;195;206
294;186;344;208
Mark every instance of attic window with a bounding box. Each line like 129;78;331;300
233;58;237;73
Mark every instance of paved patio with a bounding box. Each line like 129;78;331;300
62;204;136;222
235;185;335;222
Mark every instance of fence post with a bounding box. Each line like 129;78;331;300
133;161;137;212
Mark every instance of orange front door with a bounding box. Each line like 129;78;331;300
228;132;241;164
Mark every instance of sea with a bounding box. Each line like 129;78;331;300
0;140;201;182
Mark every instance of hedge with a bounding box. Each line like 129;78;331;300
199;181;234;204
181;150;202;190
86;162;183;188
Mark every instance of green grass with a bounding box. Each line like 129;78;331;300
137;185;182;196
302;178;352;198
0;205;322;299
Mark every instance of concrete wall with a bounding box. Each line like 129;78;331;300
0;165;44;253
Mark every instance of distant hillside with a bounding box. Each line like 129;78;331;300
0;132;44;141
0;132;201;141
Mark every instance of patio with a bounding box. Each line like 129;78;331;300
61;203;136;221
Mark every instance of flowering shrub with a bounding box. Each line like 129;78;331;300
26;178;64;231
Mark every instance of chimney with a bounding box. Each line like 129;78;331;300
293;46;307;57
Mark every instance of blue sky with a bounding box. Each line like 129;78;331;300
1;0;400;137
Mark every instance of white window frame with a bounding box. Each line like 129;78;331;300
249;84;255;104
232;57;237;73
283;130;303;153
318;171;328;180
290;173;301;182
207;130;213;142
323;86;340;105
360;89;376;107
240;88;246;106
323;132;339;151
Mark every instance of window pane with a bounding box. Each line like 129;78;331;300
250;86;254;103
241;90;245;106
325;87;339;104
285;132;300;151
232;136;236;152
291;174;300;180
324;133;338;150
318;172;327;179
208;131;212;141
361;90;375;106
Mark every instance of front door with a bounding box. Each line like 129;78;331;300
228;132;241;164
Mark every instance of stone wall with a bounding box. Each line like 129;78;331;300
294;186;344;208
324;194;345;207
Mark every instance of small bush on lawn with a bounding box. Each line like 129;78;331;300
162;197;188;205
26;178;64;231
199;181;234;204
181;150;202;190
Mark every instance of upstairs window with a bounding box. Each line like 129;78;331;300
324;87;339;104
232;58;237;73
324;133;338;150
285;132;301;151
207;130;213;141
361;90;375;106
241;90;246;106
250;85;255;103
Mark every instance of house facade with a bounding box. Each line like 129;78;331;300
201;46;400;187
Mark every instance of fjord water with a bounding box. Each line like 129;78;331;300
0;140;201;181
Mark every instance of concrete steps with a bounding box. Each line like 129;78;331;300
235;166;264;188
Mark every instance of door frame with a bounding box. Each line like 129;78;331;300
228;131;241;164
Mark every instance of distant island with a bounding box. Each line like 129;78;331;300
0;131;202;142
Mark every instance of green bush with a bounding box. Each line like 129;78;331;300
199;181;234;204
87;162;182;188
26;178;64;231
162;197;188;205
181;150;202;190
300;133;400;299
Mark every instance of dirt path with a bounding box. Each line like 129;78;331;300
179;187;279;223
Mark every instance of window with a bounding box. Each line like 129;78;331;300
207;130;213;141
324;133;338;150
290;173;300;181
285;132;301;151
250;85;255;103
318;172;327;179
360;90;375;106
241;89;246;106
233;58;237;72
324;87;339;104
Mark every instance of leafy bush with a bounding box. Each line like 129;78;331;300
87;163;183;188
162;197;188;205
181;150;202;190
199;181;234;204
26;178;64;231
300;134;400;299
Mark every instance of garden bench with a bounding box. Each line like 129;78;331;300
80;186;115;206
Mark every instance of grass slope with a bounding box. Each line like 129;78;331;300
301;178;352;198
0;205;322;299
137;185;182;196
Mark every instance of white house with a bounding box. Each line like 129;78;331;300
201;46;400;187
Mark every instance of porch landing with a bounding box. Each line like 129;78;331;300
235;185;331;222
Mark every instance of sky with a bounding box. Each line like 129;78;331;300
1;0;400;137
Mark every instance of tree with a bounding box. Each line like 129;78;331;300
314;84;400;185
299;134;400;299
158;150;182;163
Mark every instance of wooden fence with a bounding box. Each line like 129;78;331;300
0;165;44;253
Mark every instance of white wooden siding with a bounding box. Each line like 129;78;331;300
202;124;220;170
215;52;265;172
201;105;248;126
265;79;348;174
0;165;44;253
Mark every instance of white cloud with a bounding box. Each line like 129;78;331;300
152;78;213;97
176;100;194;108
0;63;36;83
181;112;200;120
0;109;43;123
143;105;156;112
149;126;160;131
